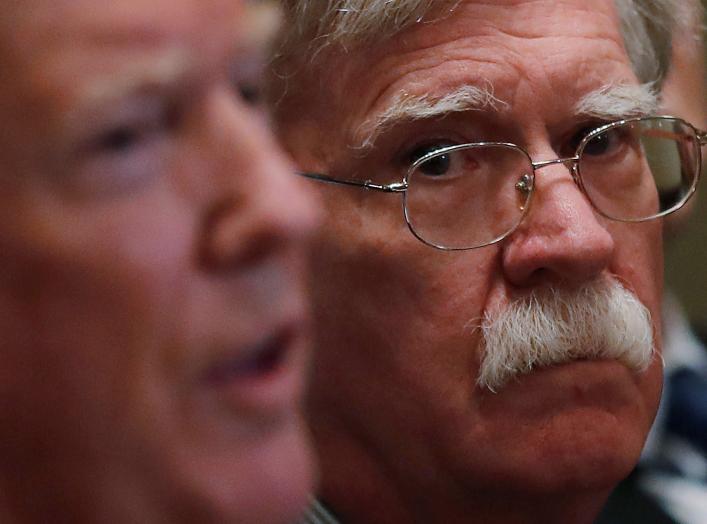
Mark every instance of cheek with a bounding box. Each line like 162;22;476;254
607;220;664;413
308;193;501;414
608;221;663;336
0;193;196;450
310;200;499;340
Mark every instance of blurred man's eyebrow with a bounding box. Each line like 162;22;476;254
574;83;659;120
65;48;193;128
354;84;508;150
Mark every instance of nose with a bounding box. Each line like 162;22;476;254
198;91;320;271
501;155;614;287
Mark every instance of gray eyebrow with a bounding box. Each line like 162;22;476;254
352;81;659;151
574;82;659;120
353;83;507;150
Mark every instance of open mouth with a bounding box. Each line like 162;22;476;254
204;329;292;385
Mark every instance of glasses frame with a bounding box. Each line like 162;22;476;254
299;115;707;251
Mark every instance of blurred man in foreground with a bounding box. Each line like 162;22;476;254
0;0;318;522
268;0;706;522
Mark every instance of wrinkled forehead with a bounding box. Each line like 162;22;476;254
363;0;628;99
275;0;637;146
394;0;622;51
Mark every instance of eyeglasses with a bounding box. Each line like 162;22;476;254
299;116;706;250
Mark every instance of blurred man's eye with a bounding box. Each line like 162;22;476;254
69;107;172;196
86;98;174;155
95;124;154;154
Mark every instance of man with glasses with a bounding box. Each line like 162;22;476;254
267;0;705;522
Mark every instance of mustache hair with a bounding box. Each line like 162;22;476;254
478;279;655;392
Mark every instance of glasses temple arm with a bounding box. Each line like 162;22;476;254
298;172;407;193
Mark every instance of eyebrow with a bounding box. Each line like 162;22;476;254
354;83;507;150
64;47;194;132
573;82;659;120
353;81;659;151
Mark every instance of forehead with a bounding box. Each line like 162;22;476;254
0;0;243;102
3;0;241;44
293;0;637;147
0;0;246;158
382;0;626;88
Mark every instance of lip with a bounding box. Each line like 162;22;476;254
201;323;308;415
478;359;643;414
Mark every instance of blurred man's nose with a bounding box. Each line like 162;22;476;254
198;89;320;271
501;150;614;287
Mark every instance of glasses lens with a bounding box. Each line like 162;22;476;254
578;117;700;221
404;144;533;249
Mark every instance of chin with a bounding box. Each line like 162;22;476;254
519;408;647;493
166;416;317;524
447;405;648;505
224;422;315;524
448;360;660;497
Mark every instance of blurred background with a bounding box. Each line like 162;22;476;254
664;0;707;338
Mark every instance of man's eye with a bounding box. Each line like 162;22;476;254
569;122;628;158
91;108;174;156
569;125;600;151
65;98;175;197
96;126;144;153
408;143;456;176
419;153;451;176
74;120;168;196
581;127;626;157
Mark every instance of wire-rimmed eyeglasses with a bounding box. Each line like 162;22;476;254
299;116;706;250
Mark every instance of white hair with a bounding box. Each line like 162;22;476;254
275;0;696;85
574;82;659;120
279;0;440;51
355;83;506;149
352;81;659;149
477;279;655;392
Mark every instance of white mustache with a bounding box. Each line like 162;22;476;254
478;279;655;392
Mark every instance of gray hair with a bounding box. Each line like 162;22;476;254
274;0;698;86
